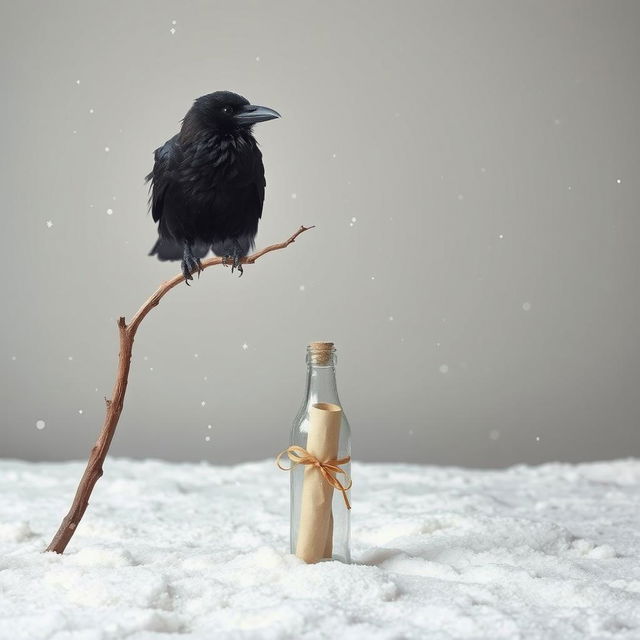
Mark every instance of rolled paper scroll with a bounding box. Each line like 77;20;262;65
295;402;342;563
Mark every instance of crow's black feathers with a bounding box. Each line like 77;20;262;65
146;91;280;280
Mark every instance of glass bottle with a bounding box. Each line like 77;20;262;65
289;342;351;563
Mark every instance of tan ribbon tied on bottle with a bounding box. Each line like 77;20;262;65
276;445;352;510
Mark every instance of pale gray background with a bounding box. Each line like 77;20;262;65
1;0;639;467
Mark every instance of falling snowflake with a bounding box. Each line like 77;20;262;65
75;79;81;85
242;343;248;351
522;302;532;312
170;27;176;35
207;425;212;430
36;420;46;431
201;401;206;407
89;108;94;114
498;233;504;239
106;209;113;215
536;436;541;442
291;193;297;199
299;285;305;292
439;364;449;374
255;56;261;62
388;316;394;321
104;146;110;152
616;179;621;184
46;220;53;228
370;276;375;281
194;353;199;358
205;436;211;442
457;194;464;201
78;409;83;415
489;429;500;440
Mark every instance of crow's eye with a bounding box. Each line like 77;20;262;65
221;105;234;115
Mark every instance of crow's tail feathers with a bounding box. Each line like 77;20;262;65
149;237;210;261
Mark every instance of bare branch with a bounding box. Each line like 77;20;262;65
45;225;314;554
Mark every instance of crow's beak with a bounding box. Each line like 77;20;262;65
235;104;281;126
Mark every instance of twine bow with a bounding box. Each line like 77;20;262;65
276;445;352;510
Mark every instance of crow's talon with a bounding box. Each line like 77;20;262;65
182;243;202;284
230;252;244;276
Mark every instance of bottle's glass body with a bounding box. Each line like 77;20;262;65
289;344;351;563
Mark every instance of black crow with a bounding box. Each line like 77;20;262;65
146;91;280;281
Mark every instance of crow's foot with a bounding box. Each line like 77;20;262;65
221;252;244;276
231;254;244;277
218;241;245;276
182;243;202;284
230;240;245;277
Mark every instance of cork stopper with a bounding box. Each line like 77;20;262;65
308;342;335;365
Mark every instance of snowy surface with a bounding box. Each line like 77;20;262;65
1;458;640;639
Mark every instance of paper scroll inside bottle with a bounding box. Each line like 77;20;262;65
295;402;342;563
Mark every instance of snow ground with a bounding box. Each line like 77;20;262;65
1;458;640;640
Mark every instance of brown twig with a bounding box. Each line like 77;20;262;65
45;225;314;554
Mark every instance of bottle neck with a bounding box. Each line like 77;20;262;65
303;361;340;406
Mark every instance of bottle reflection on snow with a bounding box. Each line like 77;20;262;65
289;342;351;563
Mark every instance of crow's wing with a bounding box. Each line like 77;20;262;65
146;135;179;223
248;143;266;220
